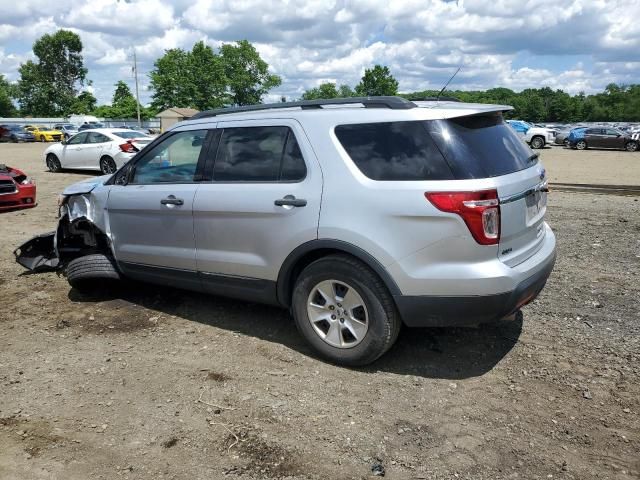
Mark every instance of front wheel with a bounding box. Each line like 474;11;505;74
66;254;121;292
99;156;117;175
576;140;587;150
291;254;401;366
39;136;46;143
530;136;545;149
625;141;638;152
46;153;62;172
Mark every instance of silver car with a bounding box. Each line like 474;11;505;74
15;97;556;366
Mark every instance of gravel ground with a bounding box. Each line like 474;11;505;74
0;142;639;479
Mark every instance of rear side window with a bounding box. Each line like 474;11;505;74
425;114;537;178
213;126;306;182
334;122;454;181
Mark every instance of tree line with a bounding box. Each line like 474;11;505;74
1;29;639;123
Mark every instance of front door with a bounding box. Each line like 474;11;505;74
192;120;322;298
61;132;89;168
107;128;210;287
603;129;624;149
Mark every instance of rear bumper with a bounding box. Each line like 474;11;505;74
394;244;556;328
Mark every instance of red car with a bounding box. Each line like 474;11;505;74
0;164;37;211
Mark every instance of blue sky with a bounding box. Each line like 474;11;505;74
1;0;638;106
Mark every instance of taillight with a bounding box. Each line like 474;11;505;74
425;189;500;245
119;140;138;153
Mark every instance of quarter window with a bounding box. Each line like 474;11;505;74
131;130;206;184
213;126;306;182
335;122;454;181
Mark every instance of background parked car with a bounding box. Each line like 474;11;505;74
506;120;556;149
0;125;36;143
554;125;586;146
54;123;79;140
0;163;36;211
78;122;105;131
25;125;64;142
44;128;154;174
570;127;639;151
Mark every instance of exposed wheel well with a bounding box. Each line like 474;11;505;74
57;215;113;264
276;242;400;308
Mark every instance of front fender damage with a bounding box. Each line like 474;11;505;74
14;192;112;272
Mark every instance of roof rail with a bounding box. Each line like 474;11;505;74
191;96;417;120
411;96;461;102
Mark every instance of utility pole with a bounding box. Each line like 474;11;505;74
133;48;141;127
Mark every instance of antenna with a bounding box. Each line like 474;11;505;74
436;66;461;101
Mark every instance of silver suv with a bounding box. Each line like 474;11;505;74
16;97;556;366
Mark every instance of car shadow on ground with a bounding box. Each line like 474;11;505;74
68;281;522;380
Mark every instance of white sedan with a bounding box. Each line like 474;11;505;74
43;129;153;174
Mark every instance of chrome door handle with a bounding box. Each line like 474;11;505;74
161;195;184;206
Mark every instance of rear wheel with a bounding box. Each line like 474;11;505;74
66;254;121;292
46;153;62;172
563;139;569;147
291;254;401;366
99;156;117;175
625;141;638;152
530;136;545;149
576;140;587;150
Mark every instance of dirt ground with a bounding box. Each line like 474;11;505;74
0;142;639;480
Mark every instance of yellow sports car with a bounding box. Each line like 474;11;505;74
26;125;64;142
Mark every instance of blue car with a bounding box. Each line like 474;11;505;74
0;125;36;143
566;127;587;147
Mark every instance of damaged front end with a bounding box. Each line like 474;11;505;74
14;175;113;273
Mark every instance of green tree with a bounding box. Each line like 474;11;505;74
149;48;193;110
113;80;133;105
0;75;17;116
220;40;281;105
188;41;227;110
302;82;355;100
69;91;97;114
17;30;87;116
355;65;398;96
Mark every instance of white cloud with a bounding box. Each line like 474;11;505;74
0;0;638;105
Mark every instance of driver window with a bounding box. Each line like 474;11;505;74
130;130;207;184
68;133;88;145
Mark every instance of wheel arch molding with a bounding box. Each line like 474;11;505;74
276;239;401;307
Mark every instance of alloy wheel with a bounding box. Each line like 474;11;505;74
306;279;369;348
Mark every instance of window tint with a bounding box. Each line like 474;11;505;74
335;122;454;181
86;132;110;143
425;115;536;178
585;128;599;135
280;132;307;181
213;126;305;182
605;129;619;135
68;132;88;144
131;130;206;184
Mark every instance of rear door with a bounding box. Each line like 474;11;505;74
192;119;322;292
604;129;624;149
586;128;604;148
107;128;210;284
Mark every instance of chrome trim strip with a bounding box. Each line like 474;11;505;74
499;180;548;204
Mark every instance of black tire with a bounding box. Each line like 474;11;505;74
65;254;121;292
625;141;638;152
40;135;46;143
46;153;62;172
99;156;117;175
563;139;570;147
530;136;545;149
576;140;587;150
291;254;401;366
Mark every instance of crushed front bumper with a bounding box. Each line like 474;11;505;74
14;231;59;272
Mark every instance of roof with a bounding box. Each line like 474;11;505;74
156;108;200;118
